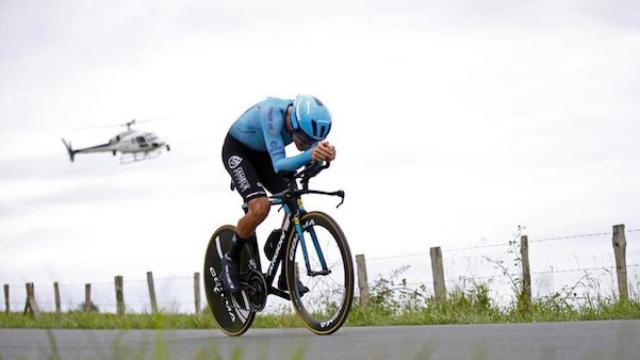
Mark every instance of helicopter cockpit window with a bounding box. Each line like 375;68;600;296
135;136;147;144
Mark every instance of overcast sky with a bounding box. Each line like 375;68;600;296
1;0;639;310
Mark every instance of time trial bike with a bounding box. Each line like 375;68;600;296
203;162;354;336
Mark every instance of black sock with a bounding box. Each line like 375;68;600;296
228;232;247;262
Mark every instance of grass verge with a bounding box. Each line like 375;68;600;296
1;293;638;329
2;268;639;329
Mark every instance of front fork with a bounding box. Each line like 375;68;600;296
293;206;330;276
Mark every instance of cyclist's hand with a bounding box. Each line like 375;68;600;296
324;142;336;161
311;141;334;162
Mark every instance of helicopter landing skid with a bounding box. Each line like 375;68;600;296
119;150;161;164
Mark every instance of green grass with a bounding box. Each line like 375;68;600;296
0;311;305;330
2;269;639;330
347;287;640;326
1;293;638;330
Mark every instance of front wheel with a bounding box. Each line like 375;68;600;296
284;211;354;335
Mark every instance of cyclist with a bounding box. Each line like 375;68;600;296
221;95;336;293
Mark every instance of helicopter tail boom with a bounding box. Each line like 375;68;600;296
61;138;76;162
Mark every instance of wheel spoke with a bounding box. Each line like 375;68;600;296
315;275;335;290
322;237;331;262
327;259;342;270
307;278;323;294
324;274;342;288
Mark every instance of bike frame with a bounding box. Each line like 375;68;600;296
242;165;342;302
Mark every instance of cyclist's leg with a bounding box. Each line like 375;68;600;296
251;150;286;256
252;154;309;295
221;134;271;291
251;150;287;195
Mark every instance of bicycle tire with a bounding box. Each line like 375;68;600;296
284;211;354;335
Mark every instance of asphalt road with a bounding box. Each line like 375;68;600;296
1;320;638;359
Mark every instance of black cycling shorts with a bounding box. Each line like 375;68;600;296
222;133;287;203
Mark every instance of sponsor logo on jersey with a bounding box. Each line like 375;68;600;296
270;140;282;150
228;155;242;169
267;107;276;131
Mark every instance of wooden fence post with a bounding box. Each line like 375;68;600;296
194;272;201;315
355;254;369;308
4;284;9;313
520;235;532;308
23;282;41;316
612;224;628;301
115;275;125;315
430;247;446;302
84;284;92;313
147;271;158;314
53;282;61;313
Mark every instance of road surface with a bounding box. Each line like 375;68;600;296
1;320;638;359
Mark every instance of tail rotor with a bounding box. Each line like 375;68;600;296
61;138;76;162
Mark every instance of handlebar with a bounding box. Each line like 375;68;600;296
292;161;331;182
273;161;345;208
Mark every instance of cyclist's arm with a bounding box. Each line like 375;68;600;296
260;106;313;173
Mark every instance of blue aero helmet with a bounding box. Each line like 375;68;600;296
291;95;332;141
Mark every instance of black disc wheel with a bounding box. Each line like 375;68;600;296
203;225;256;336
284;212;354;335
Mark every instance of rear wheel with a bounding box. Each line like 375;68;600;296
284;212;354;335
203;225;256;336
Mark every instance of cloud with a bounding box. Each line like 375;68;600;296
0;182;152;219
1;0;639;301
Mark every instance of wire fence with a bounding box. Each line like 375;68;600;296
3;226;639;314
360;226;639;306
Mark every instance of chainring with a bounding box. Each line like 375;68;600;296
245;269;267;312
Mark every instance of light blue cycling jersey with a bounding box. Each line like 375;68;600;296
228;97;315;173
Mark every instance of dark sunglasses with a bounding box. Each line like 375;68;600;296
293;130;316;147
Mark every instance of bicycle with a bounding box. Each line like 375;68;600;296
203;162;354;336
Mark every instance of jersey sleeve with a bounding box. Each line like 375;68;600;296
260;105;313;173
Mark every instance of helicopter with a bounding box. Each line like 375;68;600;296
61;119;171;164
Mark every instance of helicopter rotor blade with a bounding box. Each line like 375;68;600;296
72;116;166;131
133;116;167;124
74;123;124;131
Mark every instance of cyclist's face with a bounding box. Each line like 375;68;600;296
293;130;316;151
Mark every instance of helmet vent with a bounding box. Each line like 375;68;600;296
313;97;324;106
311;119;318;137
